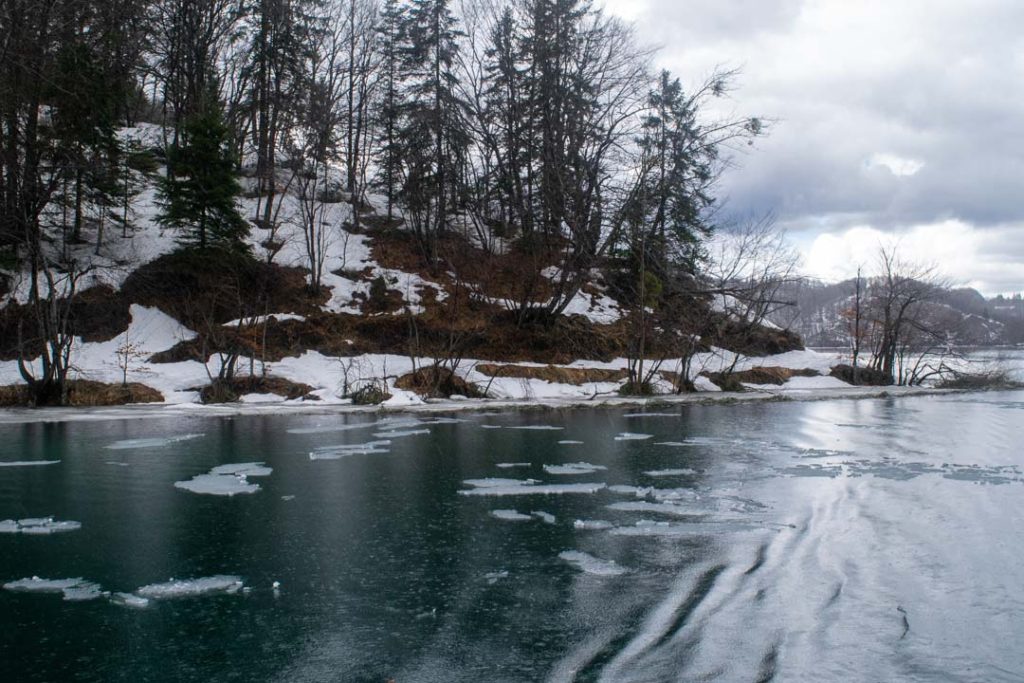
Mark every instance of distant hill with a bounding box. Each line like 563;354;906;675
771;279;1024;347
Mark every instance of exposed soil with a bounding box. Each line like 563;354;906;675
394;365;487;398
829;363;893;386
474;363;629;385
703;366;820;391
0;380;163;407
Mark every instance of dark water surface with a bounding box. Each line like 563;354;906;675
2;392;1024;682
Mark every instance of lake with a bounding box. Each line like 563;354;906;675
2;390;1024;682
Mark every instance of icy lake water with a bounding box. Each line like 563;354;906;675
2;390;1024;682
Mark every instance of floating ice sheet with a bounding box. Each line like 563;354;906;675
496;462;530;469
643;469;697;477
607;485;655;497
463;478;539;488
543;462;608;475
135;575;244;599
175;462;272;496
485;570;509;585
558;440;584;445
110;592;150;608
573;519;614;530
624;413;677;418
373;429;430;438
459;483;606;496
0;460;60;467
609;519;763;537
286;423;376;435
511;425;564;431
614;432;653;441
105;433;203;450
607;501;701;517
558;550;629;576
309;440;392;459
4;576;107;601
0;517;81;534
532;511;556;524
490;509;533;521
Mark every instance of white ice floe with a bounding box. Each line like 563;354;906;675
463;478;538;488
558;550;629;576
558;440;584;445
0;517;81;534
110;592;150;608
372;429;430;438
532;511;556;524
485;570;509;585
105;433;203;450
480;425;503;430
614;432;653;441
607;501;699;517
286;423;376;435
0;460;60;467
609;519;761;537
643;469;697;477
309;440;392;459
624;413;677;418
490;509;533;522
511;425;564;431
543;462;608;475
4;576;107;601
135;575;244;599
607;485;655;497
496;462;530;469
573;519;614;530
174;462;272;496
459;482;606;496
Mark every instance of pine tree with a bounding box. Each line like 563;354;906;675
374;0;404;220
159;95;249;251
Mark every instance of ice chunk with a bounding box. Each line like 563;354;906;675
511;425;564;431
135;575;244;599
106;434;203;450
0;517;82;534
543;462;608;475
496;462;530;469
459;483;606;496
558;440;584;445
0;460;60;467
485;570;509;585
480;425;503;430
309;440;392;459
624;412;677;418
607;501;700;517
174;462;266;496
573;519;614;530
286;423;376;435
110;592;150;608
372;429;430;438
558;550;629;576
4;576;105;601
531;511;556;524
463;478;538;488
490;509;533;521
609;519;762;537
643;469;697;477
614;432;653;441
607;485;654;497
209;462;272;477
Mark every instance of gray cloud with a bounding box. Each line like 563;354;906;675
607;0;1024;292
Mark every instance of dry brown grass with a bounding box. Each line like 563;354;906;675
475;363;628;385
0;380;164;407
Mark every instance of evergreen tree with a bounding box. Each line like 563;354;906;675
374;0;404;220
159;95;249;251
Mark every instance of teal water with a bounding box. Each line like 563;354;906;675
2;392;1024;682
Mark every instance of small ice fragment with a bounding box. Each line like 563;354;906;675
490;509;533;521
480;425;503;430
573;519;614;530
105;461;130;467
272;581;281;589
373;429;430;438
614;432;653;441
4;577;83;593
624;413;677;418
531;511;556;524
607;485;654;497
135;575;244;599
62;582;107;602
286;423;376;435
209;462;272;477
458;483;606;496
281;495;296;501
543;462;607;475
309;440;392;459
558;550;629;576
511;425;564;431
643;469;697;477
105;434;203;450
0;460;60;467
607;501;698;517
485;570;509;584
0;518;81;534
463;478;538;488
0;520;18;533
558;440;584;445
174;474;260;496
110;592;150;608
496;462;530;469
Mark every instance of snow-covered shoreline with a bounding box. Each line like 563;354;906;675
0;383;977;425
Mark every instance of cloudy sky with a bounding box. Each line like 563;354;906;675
604;0;1024;296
